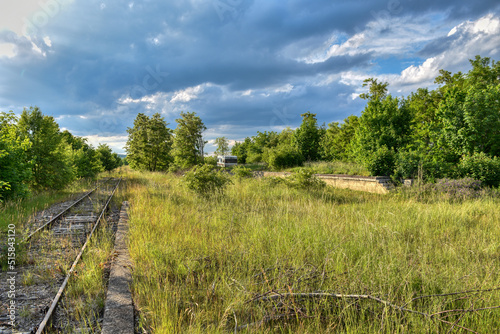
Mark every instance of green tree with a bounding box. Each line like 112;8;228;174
277;127;295;147
353;81;413;176
319;115;359;161
359;78;389;101
405;88;440;151
126;113;173;171
214;136;230;156
265;144;303;170
61;131;103;178
97;144;122;171
436;57;500;159
73;146;104;178
231;137;252;164
18;106;74;189
467;55;500;89
245;131;279;163
172;112;207;168
293;112;321;161
0;111;31;200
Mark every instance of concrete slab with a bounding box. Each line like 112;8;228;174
101;202;134;334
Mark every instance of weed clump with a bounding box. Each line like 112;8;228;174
183;164;232;198
231;165;253;179
433;178;483;201
286;169;326;190
264;170;326;190
395;177;492;202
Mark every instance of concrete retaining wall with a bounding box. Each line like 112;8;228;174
316;174;394;194
253;171;394;194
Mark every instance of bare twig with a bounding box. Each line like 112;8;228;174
233;310;237;334
238;290;500;332
446;272;493;334
431;305;500;318
403;287;500;307
250;292;429;317
436;318;480;334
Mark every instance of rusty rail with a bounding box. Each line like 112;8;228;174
35;178;122;334
25;178;111;241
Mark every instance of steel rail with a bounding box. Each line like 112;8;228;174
35;178;122;334
25;178;110;242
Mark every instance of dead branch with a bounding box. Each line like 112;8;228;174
250;292;429;317
236;290;500;332
431;305;500;318
436;318;480;334
404;287;500;307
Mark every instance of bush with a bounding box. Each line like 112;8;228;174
246;152;263;164
168;163;182;174
394;177;489;202
232;165;253;178
366;146;395;176
458;152;500;187
264;176;287;187
286;169;325;190
204;156;217;166
433;178;484;201
393;151;421;180
183;164;232;198
266;145;304;171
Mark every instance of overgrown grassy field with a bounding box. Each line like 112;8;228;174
121;168;500;333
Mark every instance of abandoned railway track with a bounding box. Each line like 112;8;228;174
0;177;122;333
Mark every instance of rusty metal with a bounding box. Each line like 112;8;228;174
25;178;111;241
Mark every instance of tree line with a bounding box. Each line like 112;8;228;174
231;56;500;186
126;55;500;186
0;106;122;202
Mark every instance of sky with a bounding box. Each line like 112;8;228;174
1;0;500;154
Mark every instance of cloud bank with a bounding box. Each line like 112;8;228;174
0;0;499;153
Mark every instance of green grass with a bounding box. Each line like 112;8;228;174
287;161;370;176
120;168;500;333
58;216;116;333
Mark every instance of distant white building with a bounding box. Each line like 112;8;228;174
217;155;237;167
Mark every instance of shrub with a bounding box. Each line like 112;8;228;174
183;164;232;198
266;145;304;171
433;178;484;201
366;146;395;176
394;177;487;202
232;165;253;178
264;176;287;187
419;159;456;183
246;152;263;164
286;169;325;190
204;156;217;167
168;163;182;174
458;152;500;187
393;151;421;180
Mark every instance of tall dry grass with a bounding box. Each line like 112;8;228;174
120;168;500;333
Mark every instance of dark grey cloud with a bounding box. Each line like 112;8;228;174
0;0;499;153
417;34;461;58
